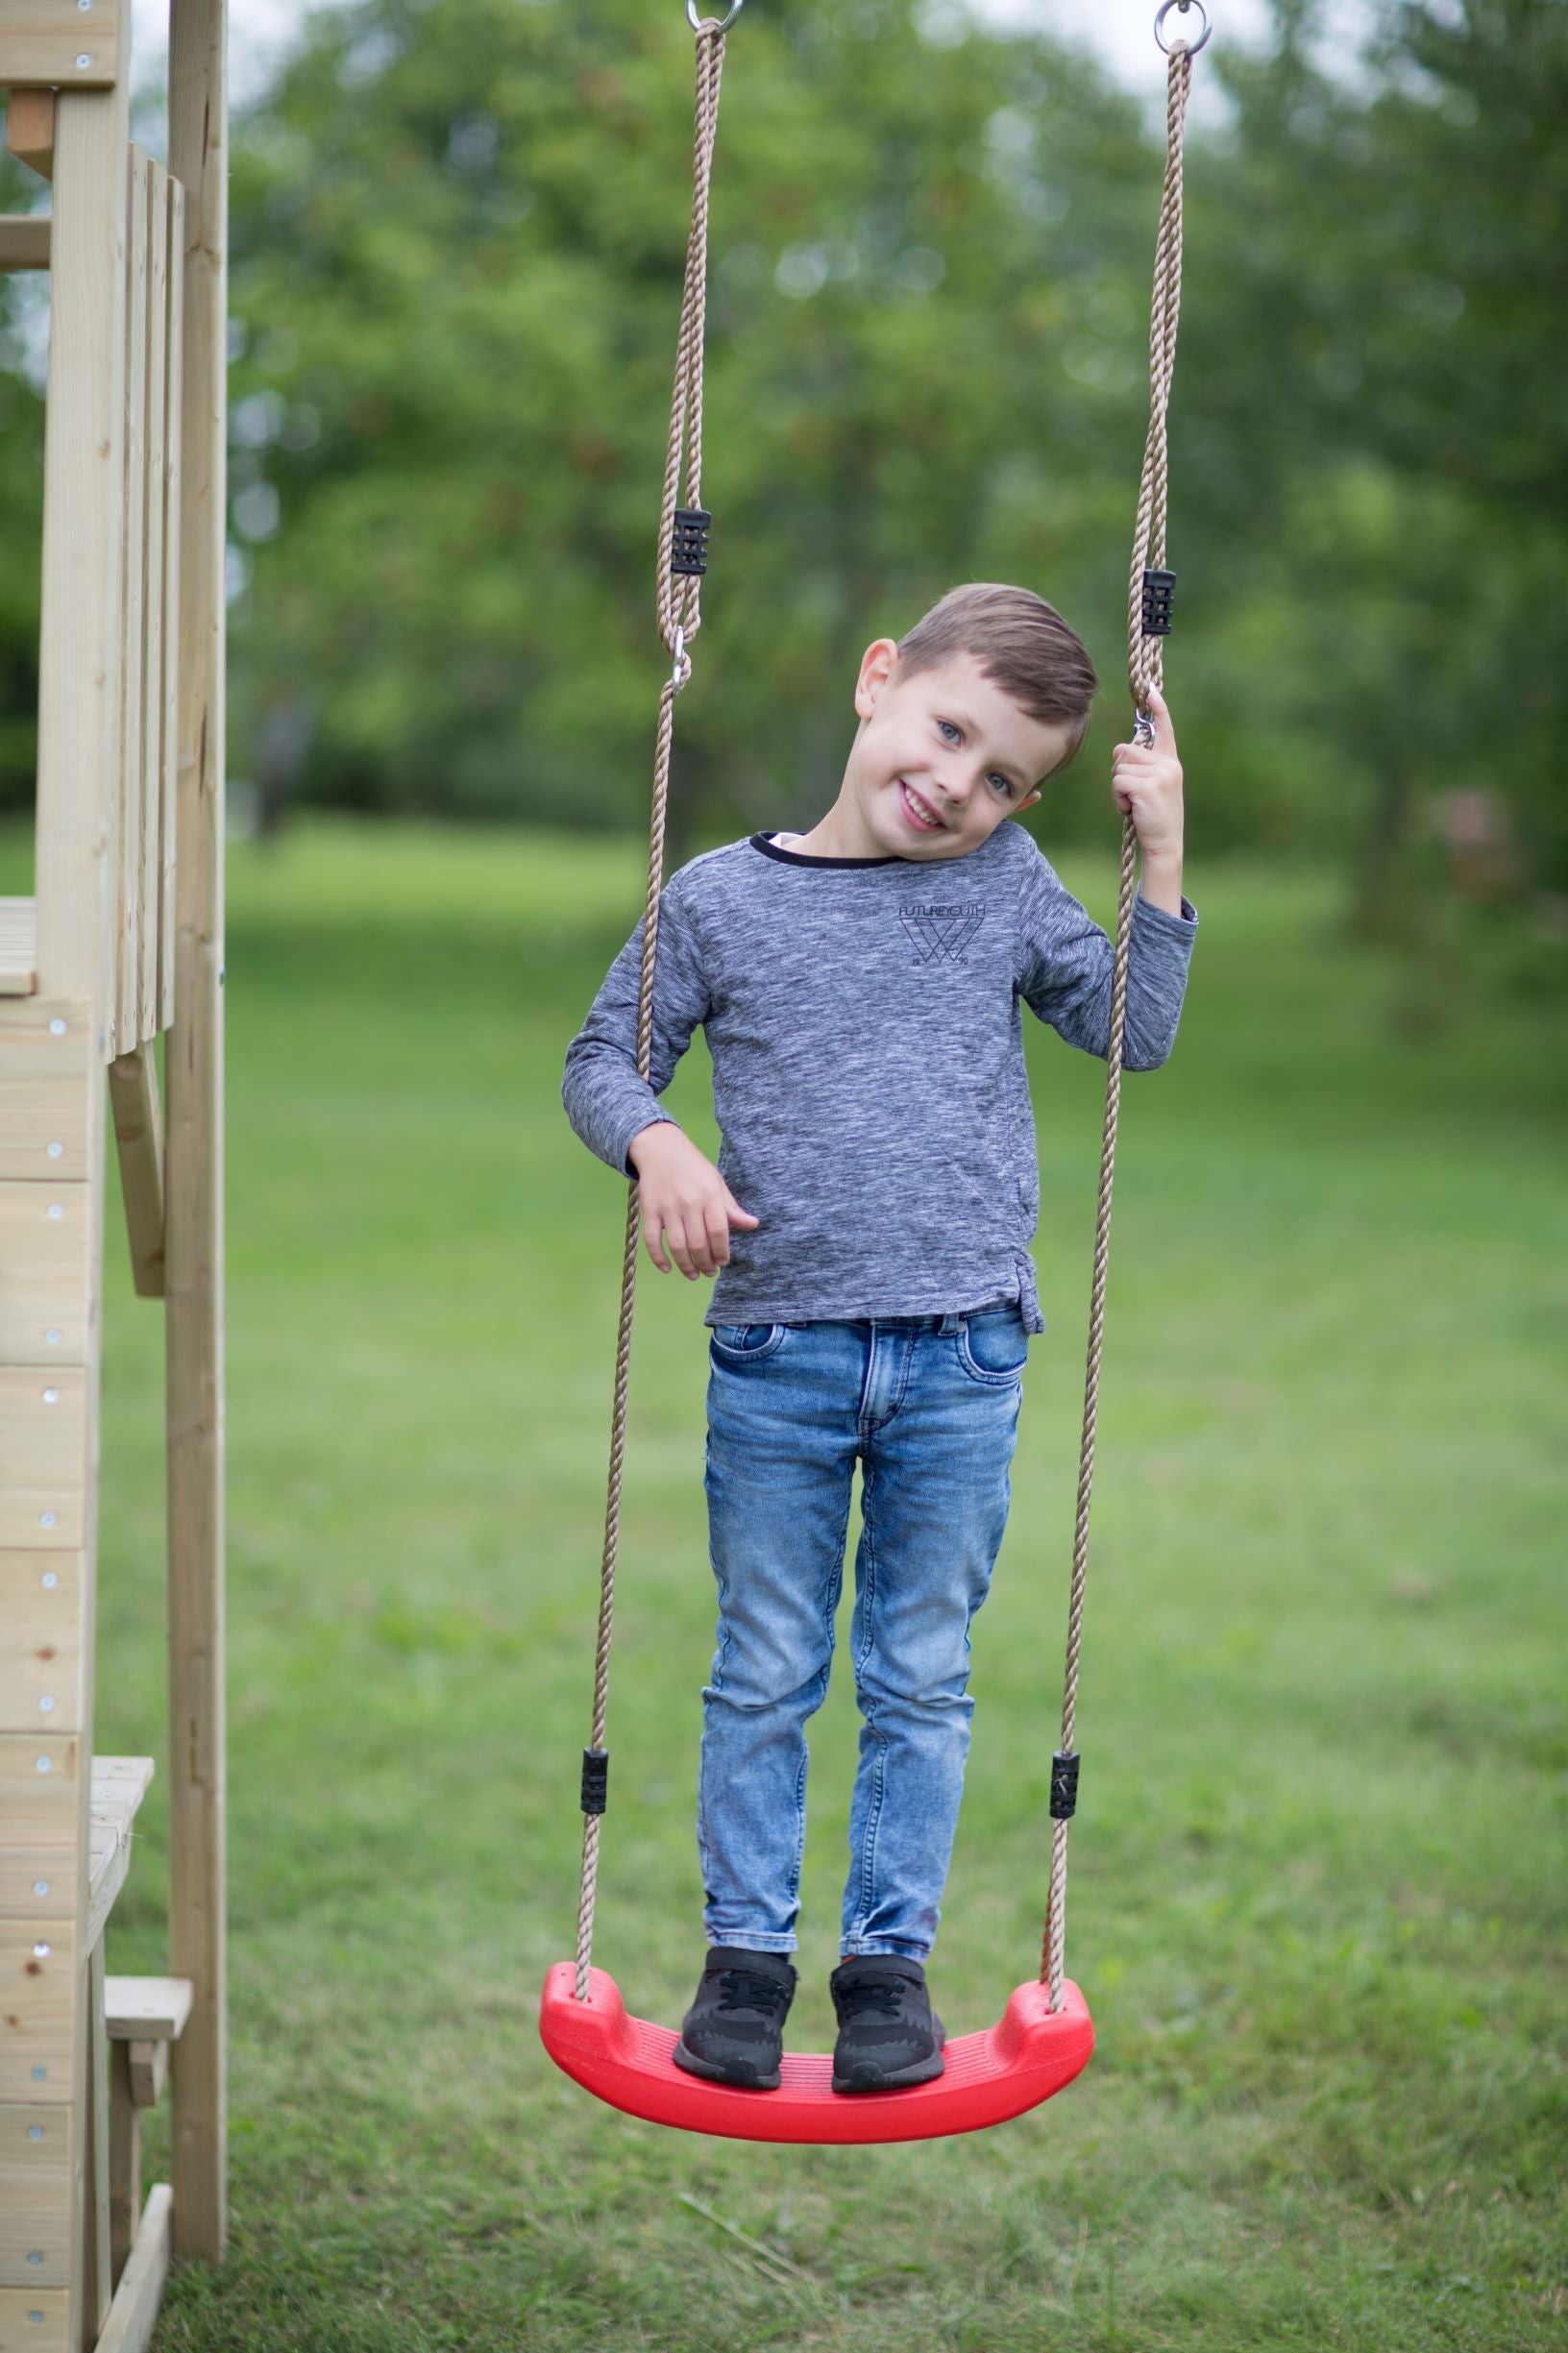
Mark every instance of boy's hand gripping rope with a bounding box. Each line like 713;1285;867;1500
1041;6;1201;2012
575;7;735;2002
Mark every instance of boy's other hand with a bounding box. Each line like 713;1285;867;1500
626;1122;760;1280
1110;679;1184;858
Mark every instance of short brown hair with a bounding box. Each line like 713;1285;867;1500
894;582;1099;778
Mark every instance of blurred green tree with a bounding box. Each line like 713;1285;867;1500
221;0;1184;852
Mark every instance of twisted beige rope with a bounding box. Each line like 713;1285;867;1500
1041;33;1194;2011
576;18;729;2001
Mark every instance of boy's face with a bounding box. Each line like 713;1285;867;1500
845;640;1080;859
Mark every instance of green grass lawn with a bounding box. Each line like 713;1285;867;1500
10;816;1562;2350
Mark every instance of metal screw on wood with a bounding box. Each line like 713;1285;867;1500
76;53;91;67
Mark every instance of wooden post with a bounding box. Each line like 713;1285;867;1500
116;146;150;1061
23;52;130;2351
166;0;228;2266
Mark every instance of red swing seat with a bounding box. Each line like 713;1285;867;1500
539;1963;1092;2145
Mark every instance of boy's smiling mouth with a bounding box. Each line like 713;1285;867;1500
897;780;947;833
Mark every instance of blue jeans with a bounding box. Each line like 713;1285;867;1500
698;1299;1028;1963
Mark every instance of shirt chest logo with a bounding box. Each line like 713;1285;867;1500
898;900;987;966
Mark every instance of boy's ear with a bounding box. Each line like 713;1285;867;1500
854;637;900;721
1017;787;1042;815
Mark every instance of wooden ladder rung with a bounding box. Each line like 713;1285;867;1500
0;212;49;271
0;895;37;993
103;1974;192;2043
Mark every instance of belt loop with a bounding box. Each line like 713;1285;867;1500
938;1310;962;1336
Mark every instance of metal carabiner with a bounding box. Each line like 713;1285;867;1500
1154;0;1213;56
670;622;689;692
687;0;745;30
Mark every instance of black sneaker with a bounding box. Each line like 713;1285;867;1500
672;1948;797;2090
829;1955;946;2093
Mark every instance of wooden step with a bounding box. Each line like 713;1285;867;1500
102;1977;190;2044
0;898;37;995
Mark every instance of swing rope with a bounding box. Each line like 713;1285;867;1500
576;8;731;2002
574;0;1204;2018
1041;8;1199;2010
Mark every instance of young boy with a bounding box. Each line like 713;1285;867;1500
560;582;1195;2094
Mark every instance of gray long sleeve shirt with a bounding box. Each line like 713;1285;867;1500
560;821;1198;1335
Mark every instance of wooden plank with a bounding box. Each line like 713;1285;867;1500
115;146;149;1061
92;2182;170;2353
102;1979;190;2043
0;0;122;89
0;215;48;269
86;1756;153;1957
0;2097;75;2292
167;0;227;2264
0;899;37;994
106;1048;164;1298
34;78;130;1046
0;1730;80;1839
0;1182;89;1368
0;2098;72;2277
0;1368;86;1551
0;1002;90;1181
157;177;183;1038
0;2288;70;2348
5;88;56;179
0;1555;84;1743
0;1917;75;2106
137;164;167;1047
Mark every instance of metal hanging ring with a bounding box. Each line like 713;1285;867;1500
1154;0;1212;55
686;0;745;29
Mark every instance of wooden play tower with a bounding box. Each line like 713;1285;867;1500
1;0;228;2344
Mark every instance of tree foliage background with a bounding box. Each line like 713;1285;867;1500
1;0;1564;937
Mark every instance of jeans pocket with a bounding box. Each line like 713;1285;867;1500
709;1321;789;1362
955;1305;1029;1385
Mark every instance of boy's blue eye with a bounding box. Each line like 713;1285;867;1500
936;716;1014;796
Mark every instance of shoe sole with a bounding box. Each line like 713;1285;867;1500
672;2035;781;2092
832;2036;947;2096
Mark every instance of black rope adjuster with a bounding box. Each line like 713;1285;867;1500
1050;1751;1081;1821
1140;567;1176;636
671;507;712;576
580;1748;609;1817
